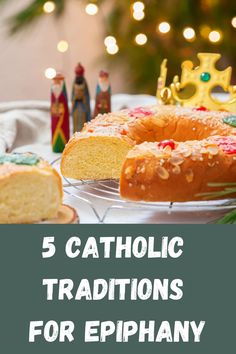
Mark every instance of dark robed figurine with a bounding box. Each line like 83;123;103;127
72;63;91;133
51;72;70;153
93;70;111;118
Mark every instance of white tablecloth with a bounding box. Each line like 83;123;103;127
0;95;231;223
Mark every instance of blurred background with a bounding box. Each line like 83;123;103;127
0;0;235;101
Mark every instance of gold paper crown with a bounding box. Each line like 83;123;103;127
156;53;236;113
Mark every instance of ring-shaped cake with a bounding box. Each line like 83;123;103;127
61;105;236;202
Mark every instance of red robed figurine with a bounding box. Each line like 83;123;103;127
51;73;70;153
93;70;111;118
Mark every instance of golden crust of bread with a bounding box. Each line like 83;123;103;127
120;136;236;202
61;105;236;201
0;157;63;223
80;105;234;144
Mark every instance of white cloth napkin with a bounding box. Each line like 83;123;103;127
0;95;156;155
0;101;50;153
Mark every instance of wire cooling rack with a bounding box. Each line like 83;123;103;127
52;158;236;223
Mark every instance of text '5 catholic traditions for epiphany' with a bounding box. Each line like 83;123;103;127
29;236;205;344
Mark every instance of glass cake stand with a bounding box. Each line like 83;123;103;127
52;158;236;224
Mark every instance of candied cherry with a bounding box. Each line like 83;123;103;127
194;106;209;111
120;128;127;135
158;140;175;150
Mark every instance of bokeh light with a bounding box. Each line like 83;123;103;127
132;1;145;12
183;27;196;41
43;1;55;14
57;40;69;53
200;25;211;39
209;30;221;43
104;36;117;47
158;22;171;34
231;17;236;28
45;68;56;79
106;44;119;55
85;3;99;16
133;11;145;21
135;33;148;45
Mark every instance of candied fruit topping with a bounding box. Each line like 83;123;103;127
214;137;236;155
223;116;236;128
158;139;175;150
193;106;209;111
120;128;128;135
128;107;153;118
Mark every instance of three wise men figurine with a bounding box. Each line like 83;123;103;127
93;70;111;118
72;63;91;133
50;72;70;153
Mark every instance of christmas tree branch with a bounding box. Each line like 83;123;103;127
6;0;65;34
